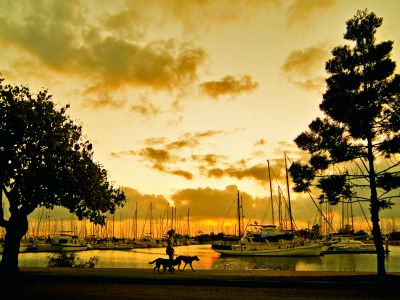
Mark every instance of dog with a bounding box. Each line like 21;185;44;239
148;258;180;273
175;255;200;271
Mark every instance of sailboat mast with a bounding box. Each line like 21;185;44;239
150;202;153;238
187;208;190;237
241;195;244;235
112;214;115;238
237;190;241;237
278;186;282;226
134;202;138;240
284;153;294;235
267;160;275;226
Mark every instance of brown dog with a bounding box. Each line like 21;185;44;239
176;255;200;271
149;258;180;273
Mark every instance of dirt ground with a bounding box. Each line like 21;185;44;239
1;268;399;300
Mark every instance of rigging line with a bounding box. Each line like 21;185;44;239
378;160;400;174
355;159;369;182
358;200;372;232
243;218;253;234
330;201;338;232
260;194;271;225
310;212;320;239
220;195;235;221
358;157;370;174
140;205;150;238
270;156;299;231
307;191;335;232
36;206;45;237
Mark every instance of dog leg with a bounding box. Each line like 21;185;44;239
190;263;195;272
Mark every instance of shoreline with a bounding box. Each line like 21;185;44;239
2;268;400;300
13;267;400;285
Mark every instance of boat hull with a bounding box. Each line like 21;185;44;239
214;242;322;256
321;238;377;254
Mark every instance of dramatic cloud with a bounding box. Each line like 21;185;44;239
165;130;222;150
0;1;207;96
104;8;147;41
130;102;161;117
82;93;126;110
169;169;193;180
120;184;320;234
137;146;194;179
286;0;336;29
255;139;267;146
144;137;167;146
115;132;289;184
200;75;258;99
171;185;263;220
128;0;282;35
138;147;179;169
206;162;286;184
122;187;170;217
281;46;329;91
191;154;227;167
111;130;226;180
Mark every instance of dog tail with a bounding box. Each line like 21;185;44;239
148;259;157;264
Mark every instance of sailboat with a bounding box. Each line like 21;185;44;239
322;197;376;254
212;156;322;257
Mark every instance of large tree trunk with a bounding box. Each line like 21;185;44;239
0;212;28;276
367;137;386;276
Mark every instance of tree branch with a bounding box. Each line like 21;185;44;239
357;158;370;177
347;196;370;202
377;162;400;174
377;195;400;201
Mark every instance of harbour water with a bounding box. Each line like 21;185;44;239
15;244;400;272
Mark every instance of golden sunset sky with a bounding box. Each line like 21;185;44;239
1;0;400;235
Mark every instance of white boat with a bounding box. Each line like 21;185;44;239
139;236;165;248
323;237;376;254
90;238;134;250
213;234;322;256
212;155;322;257
50;232;88;251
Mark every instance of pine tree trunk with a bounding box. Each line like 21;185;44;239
367;137;386;276
0;213;28;276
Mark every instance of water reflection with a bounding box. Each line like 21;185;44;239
212;255;322;271
13;244;400;272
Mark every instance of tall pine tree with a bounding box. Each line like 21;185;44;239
289;10;400;275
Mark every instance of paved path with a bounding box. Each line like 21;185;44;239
1;268;399;299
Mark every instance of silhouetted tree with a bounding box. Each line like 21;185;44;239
289;10;400;276
0;78;126;274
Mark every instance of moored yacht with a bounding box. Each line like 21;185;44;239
50;232;88;251
212;232;321;256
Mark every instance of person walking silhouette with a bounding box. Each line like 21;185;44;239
166;229;175;259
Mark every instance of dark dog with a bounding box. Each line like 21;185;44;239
149;258;180;273
176;255;200;271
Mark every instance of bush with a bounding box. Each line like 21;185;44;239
47;252;99;268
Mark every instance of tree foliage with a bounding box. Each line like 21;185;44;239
0;78;125;273
289;10;400;276
47;252;99;268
